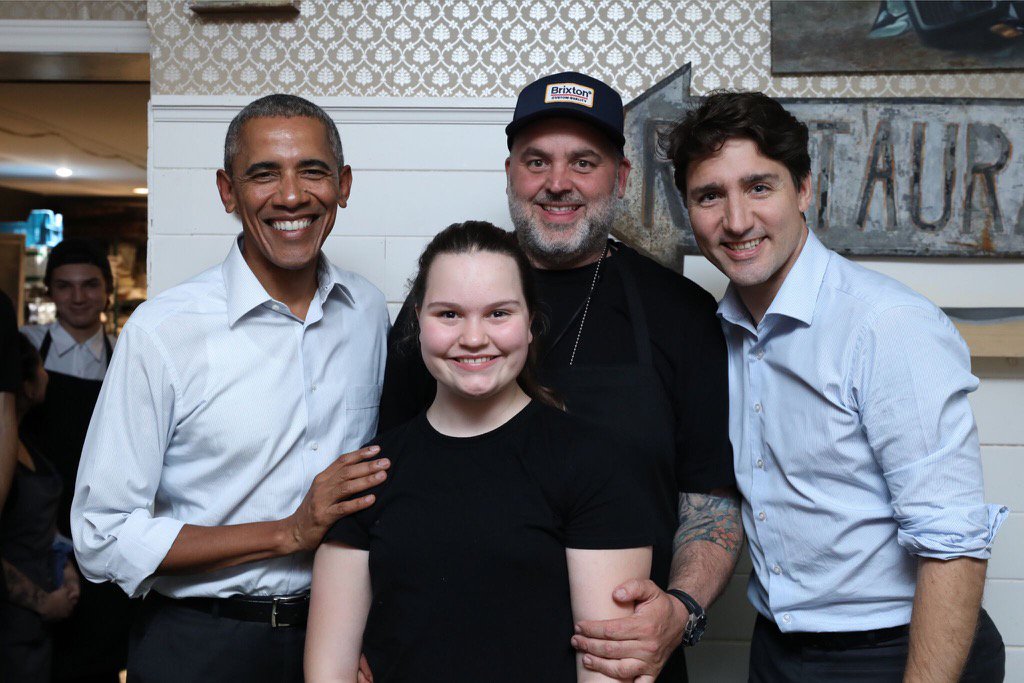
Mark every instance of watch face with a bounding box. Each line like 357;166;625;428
683;614;707;647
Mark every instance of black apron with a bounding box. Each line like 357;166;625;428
22;329;132;681
540;253;688;682
23;329;112;537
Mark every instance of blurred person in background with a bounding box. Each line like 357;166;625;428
1;290;20;514
21;237;116;528
1;333;81;682
20;238;128;683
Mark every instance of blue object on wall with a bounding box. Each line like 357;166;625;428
0;210;64;248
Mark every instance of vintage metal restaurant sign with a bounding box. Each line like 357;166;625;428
614;65;1024;269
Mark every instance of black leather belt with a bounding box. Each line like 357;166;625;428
760;614;909;650
148;591;309;628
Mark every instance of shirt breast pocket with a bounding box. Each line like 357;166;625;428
345;383;382;444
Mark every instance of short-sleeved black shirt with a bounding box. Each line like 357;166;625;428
325;401;655;682
380;243;734;586
0;291;18;394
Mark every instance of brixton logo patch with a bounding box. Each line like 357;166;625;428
544;82;595;108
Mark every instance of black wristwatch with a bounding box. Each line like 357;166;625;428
666;589;707;647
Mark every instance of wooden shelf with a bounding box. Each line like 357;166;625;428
951;320;1024;358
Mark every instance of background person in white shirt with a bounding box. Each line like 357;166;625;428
20;238;129;683
21;238;116;527
71;94;391;683
21;238;116;383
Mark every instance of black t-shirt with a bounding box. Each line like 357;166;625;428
379;243;733;581
0;290;18;394
325;401;655;682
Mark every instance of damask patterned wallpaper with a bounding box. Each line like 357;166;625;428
0;1;145;21
148;0;1023;99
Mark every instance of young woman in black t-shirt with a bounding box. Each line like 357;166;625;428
306;222;653;682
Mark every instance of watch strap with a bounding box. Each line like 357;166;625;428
666;589;707;647
666;589;703;617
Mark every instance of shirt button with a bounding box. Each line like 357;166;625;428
756;349;765;360
772;564;782;575
311;384;318;393
754;403;762;413
758;511;767;521
311;442;319;451
756;458;764;469
271;303;280;311
782;613;792;623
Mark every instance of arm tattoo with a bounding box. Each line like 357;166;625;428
674;491;742;555
2;559;47;613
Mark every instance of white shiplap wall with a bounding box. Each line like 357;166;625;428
150;96;1024;681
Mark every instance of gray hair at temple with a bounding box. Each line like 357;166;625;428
222;93;345;174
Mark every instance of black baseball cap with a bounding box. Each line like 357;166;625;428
505;72;625;151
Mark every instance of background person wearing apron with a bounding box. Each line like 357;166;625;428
20;238;130;683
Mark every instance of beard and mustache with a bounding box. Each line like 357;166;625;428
507;184;618;268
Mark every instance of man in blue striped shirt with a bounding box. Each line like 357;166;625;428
664;92;1007;682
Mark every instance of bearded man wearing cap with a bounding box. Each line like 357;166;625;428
379;73;741;682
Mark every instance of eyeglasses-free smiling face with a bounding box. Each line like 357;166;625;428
417;251;533;407
685;137;811;321
506;118;630;269
49;263;108;335
216;115;351;286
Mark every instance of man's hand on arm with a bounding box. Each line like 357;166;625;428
904;557;987;683
158;446;388;575
572;487;743;681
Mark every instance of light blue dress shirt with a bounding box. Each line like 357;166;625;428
72;237;389;599
719;229;1007;633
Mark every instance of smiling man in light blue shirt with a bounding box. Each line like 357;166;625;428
72;94;390;683
663;92;1007;682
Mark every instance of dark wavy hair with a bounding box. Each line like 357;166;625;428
402;220;562;411
45;238;114;294
661;91;810;201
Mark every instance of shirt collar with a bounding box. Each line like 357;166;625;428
222;235;356;326
761;228;830;326
51;322;106;360
718;228;831;330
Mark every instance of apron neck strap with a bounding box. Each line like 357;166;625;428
615;252;654;368
39;330;53;363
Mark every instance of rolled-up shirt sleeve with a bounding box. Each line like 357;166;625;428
856;305;1008;560
71;322;185;597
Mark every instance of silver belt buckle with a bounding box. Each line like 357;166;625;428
271;597;285;628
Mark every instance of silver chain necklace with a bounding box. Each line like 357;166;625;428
568;244;609;367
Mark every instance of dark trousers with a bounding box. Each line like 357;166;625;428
0;602;51;683
749;610;1004;682
126;596;306;683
